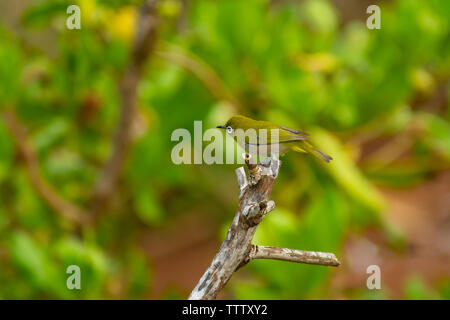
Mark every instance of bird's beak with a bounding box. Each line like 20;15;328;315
216;125;225;129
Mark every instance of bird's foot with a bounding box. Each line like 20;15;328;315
258;157;273;167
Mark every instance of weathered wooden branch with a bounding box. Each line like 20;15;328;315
188;154;340;300
249;245;340;266
90;0;160;219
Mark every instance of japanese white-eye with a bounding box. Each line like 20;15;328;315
217;115;332;162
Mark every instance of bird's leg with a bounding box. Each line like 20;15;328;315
258;153;278;167
258;157;272;167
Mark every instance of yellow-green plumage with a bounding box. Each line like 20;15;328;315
217;115;332;162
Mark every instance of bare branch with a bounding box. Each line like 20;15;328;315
188;156;340;299
188;155;340;300
2;109;91;226
249;245;340;267
90;0;160;218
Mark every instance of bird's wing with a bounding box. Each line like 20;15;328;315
280;125;309;136
233;121;309;145
246;137;305;146
244;128;308;145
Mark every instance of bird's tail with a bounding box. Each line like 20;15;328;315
292;142;333;163
312;148;333;163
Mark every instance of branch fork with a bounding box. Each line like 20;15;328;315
188;154;340;300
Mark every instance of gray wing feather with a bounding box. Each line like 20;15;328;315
249;137;306;146
280;125;309;136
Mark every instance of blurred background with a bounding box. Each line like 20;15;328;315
0;0;449;299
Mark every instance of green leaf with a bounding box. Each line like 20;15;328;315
0;30;22;103
0;120;13;182
404;276;438;300
134;189;165;226
8;231;64;296
417;112;450;161
22;0;70;28
53;238;110;298
32;118;69;152
300;0;338;34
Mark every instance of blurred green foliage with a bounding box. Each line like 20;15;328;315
0;0;449;299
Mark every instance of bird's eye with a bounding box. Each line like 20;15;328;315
226;126;233;134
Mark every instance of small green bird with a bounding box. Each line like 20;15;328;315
217;115;332;162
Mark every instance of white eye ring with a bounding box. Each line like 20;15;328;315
226;126;233;134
